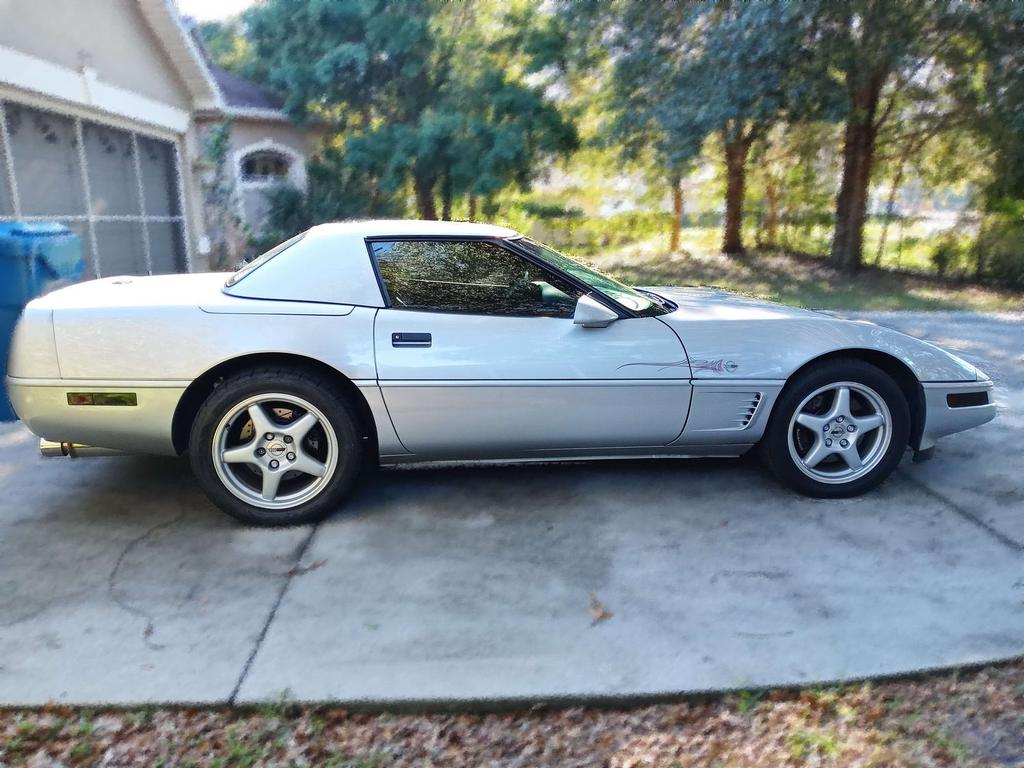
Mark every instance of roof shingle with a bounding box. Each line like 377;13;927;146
188;25;284;113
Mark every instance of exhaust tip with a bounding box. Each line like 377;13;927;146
39;440;124;458
39;440;69;457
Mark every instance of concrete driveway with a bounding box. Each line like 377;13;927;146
0;312;1021;707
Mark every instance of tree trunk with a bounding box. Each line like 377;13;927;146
440;173;453;221
829;78;883;272
468;194;477;221
414;173;437;220
764;172;779;249
670;177;683;252
722;139;749;255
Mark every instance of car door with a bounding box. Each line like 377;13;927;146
370;237;691;458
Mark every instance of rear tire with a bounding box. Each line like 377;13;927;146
189;367;363;526
760;358;910;498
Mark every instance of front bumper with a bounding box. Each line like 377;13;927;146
5;376;185;455
918;377;997;451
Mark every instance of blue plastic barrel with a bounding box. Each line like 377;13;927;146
1;222;85;420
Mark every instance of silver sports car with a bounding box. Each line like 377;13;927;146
6;220;996;525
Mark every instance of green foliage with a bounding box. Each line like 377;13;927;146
930;235;971;280
786;727;843;760
500;202;672;253
196;20;257;76
250;146;406;254
200;120;245;270
735;689;766;716
567;2;817;163
942;0;1024;206
204;0;1024;294
242;0;577;219
974;207;1024;290
560;0;832;252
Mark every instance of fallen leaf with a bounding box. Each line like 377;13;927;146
588;592;613;625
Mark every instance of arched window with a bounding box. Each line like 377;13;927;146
240;150;290;183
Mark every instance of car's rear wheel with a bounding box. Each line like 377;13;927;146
189;368;363;525
760;358;910;497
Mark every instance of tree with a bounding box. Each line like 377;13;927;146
956;0;1024;288
242;0;576;220
196;19;256;76
803;1;982;272
561;1;823;254
966;0;1024;204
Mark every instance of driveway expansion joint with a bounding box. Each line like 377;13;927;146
899;470;1024;553
228;521;321;705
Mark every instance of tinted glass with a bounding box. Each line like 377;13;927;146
516;238;668;316
373;239;583;317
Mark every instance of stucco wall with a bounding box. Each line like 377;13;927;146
196;117;319;239
226;120;317;161
0;0;191;110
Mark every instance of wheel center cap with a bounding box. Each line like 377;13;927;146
268;442;287;457
831;427;846;438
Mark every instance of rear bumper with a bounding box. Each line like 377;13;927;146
5;376;185;455
918;378;997;451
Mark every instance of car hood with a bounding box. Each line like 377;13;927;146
644;286;978;382
644;286;823;321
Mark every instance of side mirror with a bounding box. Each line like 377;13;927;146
573;293;619;328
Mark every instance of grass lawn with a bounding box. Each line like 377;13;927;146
2;660;1022;766
579;233;1024;312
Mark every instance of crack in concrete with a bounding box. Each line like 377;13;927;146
228;522;321;705
899;471;1024;553
107;511;186;651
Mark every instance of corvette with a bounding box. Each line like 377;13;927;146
6;220;996;525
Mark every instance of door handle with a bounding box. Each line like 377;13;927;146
392;332;431;348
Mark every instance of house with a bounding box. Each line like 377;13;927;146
0;0;318;279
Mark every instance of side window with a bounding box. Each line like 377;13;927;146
371;239;584;317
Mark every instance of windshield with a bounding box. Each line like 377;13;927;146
224;233;305;287
514;238;669;316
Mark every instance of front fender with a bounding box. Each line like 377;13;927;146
673;315;977;383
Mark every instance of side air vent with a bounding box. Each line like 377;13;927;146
739;392;762;428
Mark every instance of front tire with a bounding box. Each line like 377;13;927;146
189;367;363;526
760;358;910;498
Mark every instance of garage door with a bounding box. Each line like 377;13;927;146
0;100;189;279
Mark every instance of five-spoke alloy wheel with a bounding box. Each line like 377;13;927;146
190;368;362;525
761;358;910;498
214;393;339;509
787;382;891;484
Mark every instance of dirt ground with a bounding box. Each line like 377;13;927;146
2;658;1022;767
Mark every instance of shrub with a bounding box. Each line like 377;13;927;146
973;207;1024;289
930;235;970;279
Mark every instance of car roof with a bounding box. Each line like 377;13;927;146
308;219;521;239
223;219;525;307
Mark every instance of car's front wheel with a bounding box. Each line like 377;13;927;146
189;367;363;525
760;358;910;498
